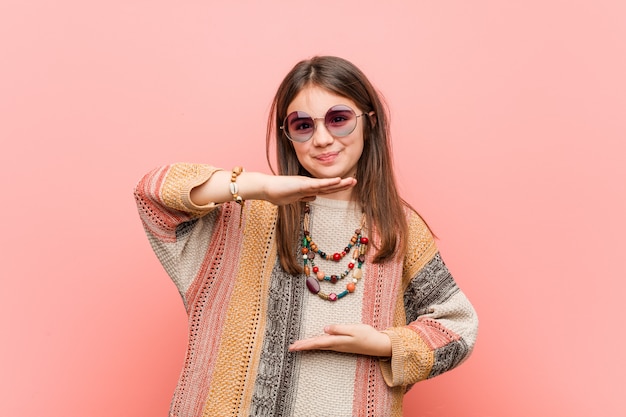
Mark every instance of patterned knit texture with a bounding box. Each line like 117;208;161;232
134;163;479;417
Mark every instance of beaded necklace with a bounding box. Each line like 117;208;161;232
301;203;369;302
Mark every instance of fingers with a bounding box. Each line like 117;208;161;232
315;177;356;189
288;325;360;352
289;178;355;204
288;334;336;352
301;177;356;194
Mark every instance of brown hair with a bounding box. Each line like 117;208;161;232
266;56;410;275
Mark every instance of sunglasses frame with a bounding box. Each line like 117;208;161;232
280;105;368;143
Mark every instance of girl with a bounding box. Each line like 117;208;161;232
134;56;478;417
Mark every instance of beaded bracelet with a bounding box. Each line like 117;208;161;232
229;166;245;227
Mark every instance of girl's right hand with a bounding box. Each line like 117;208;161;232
190;170;357;207
260;174;357;205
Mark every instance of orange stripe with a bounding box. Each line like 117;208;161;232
202;201;277;417
401;211;437;289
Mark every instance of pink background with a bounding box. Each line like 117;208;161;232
1;1;625;416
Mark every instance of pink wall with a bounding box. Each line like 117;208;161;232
1;1;625;416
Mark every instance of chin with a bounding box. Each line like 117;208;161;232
309;168;343;179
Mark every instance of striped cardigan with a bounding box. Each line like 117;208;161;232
134;163;478;417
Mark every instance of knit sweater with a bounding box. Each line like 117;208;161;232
134;163;478;417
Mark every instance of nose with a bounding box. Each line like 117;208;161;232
311;118;334;147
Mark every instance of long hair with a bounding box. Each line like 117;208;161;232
266;56;410;275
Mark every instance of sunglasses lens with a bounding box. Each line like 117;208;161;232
285;111;315;142
325;105;357;137
282;105;360;142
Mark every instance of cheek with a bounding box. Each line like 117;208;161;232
292;143;309;162
348;135;365;156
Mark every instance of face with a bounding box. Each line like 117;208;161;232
286;86;366;180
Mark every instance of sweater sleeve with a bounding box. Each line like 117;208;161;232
379;213;478;388
133;163;225;297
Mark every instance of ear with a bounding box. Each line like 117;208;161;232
368;111;377;128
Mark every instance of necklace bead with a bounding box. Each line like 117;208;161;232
306;276;320;294
302;203;368;302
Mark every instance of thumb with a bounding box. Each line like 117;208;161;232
324;324;353;336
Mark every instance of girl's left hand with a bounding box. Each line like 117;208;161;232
288;324;392;357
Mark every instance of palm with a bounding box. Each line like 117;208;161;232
264;175;356;206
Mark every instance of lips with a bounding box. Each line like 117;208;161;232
313;151;339;163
